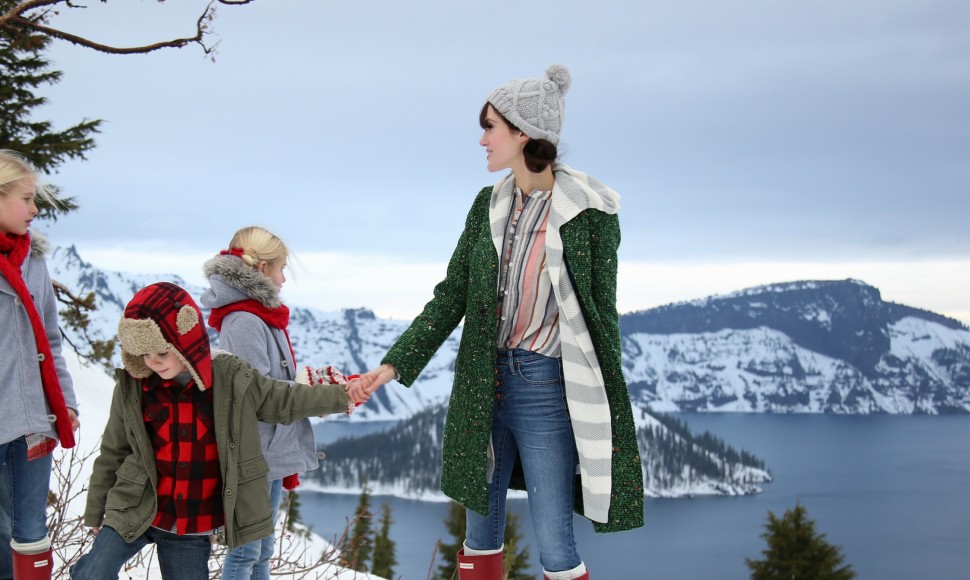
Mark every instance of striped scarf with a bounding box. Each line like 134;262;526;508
489;163;620;523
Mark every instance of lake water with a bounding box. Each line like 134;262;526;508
301;414;970;579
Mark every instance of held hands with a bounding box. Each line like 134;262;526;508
346;363;397;403
295;365;365;414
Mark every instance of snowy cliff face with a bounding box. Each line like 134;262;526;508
49;248;969;419
622;280;970;414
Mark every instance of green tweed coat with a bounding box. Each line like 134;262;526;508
383;186;644;533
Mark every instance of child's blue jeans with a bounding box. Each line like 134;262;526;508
464;348;582;573
0;465;13;580
221;477;284;580
0;436;53;547
70;525;211;579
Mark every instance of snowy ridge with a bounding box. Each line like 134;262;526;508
51;246;968;418
621;279;970;414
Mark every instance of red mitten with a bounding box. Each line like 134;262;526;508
283;473;300;490
295;365;363;415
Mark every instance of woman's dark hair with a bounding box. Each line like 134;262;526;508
479;103;558;173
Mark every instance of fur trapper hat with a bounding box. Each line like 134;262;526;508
487;64;572;145
118;282;212;389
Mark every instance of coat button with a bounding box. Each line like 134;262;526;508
37;353;46;362
229;442;235;448
226;489;232;496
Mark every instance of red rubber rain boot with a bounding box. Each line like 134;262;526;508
11;537;52;580
457;547;503;579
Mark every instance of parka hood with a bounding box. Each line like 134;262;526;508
118;282;212;390
200;253;281;310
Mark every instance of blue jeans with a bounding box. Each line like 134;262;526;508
70;525;211;580
465;349;581;573
221;477;284;580
0;467;12;580
0;437;53;547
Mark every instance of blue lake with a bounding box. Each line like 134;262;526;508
300;414;970;579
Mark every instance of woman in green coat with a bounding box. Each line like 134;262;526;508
351;65;643;580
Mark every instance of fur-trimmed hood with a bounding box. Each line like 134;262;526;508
118;282;213;390
201;253;282;310
29;231;50;259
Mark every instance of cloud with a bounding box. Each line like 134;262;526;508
22;0;968;327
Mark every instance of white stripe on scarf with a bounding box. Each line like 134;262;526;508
489;163;620;523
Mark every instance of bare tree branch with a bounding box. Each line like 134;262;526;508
0;0;256;56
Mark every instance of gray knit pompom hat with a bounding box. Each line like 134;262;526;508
487;65;572;145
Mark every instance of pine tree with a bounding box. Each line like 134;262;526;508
0;0;118;371
435;501;466;580
340;480;374;571
746;502;856;579
0;0;101;221
284;489;304;533
370;503;397;579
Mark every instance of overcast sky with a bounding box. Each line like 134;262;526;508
27;0;970;323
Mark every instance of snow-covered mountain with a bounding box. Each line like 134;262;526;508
622;279;970;414
52;246;969;420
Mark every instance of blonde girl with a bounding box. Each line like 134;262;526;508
201;226;315;580
0;150;79;579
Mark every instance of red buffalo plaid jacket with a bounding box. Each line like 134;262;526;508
142;374;224;535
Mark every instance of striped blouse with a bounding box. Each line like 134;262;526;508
496;188;561;357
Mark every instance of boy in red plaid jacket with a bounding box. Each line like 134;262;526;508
71;282;362;580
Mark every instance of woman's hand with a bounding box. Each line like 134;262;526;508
69;408;80;432
346;364;397;403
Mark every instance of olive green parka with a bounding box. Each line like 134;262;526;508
83;354;350;549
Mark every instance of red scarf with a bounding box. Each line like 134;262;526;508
0;233;75;448
207;299;297;375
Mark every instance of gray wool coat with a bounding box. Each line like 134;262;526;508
0;234;77;446
200;254;319;481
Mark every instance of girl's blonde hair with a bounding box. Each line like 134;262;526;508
0;150;59;205
228;226;289;269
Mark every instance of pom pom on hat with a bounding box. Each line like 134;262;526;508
486;64;572;145
545;64;572;95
